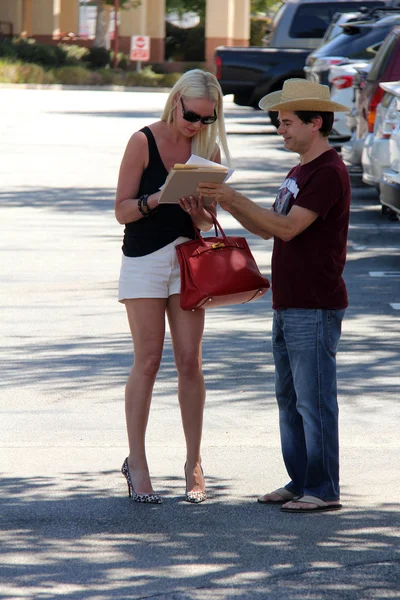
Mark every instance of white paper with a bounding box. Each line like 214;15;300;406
159;154;234;191
186;154;234;182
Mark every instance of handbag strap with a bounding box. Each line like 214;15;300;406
193;209;228;247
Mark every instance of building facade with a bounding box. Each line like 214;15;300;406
0;0;250;65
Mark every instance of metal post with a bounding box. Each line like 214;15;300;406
113;0;119;68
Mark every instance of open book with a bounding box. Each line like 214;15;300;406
158;162;229;206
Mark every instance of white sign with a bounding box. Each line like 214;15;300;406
130;35;150;61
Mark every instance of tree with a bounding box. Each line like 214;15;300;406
251;0;282;14
93;0;141;49
166;0;281;22
166;0;206;23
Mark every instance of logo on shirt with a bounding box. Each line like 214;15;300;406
274;177;299;214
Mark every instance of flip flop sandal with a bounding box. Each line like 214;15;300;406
257;487;296;504
280;495;342;513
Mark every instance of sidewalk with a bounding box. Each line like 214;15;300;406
0;82;172;92
0;88;399;600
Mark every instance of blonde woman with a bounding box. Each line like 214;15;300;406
116;69;231;504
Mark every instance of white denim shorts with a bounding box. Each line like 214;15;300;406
118;236;190;303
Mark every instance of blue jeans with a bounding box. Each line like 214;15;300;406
272;308;346;501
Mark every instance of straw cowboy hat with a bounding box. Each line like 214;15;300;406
259;78;349;112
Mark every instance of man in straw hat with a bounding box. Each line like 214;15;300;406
198;79;351;513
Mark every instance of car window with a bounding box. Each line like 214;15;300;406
322;13;359;44
288;2;386;39
367;31;398;81
311;21;398;60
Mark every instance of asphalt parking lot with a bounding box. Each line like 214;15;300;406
0;87;399;600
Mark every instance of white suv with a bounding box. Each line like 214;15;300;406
361;83;399;188
380;81;400;217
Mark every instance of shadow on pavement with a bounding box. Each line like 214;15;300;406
0;187;115;213
49;110;162;120
1;474;399;599
1;302;399;414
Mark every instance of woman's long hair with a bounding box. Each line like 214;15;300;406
161;69;231;167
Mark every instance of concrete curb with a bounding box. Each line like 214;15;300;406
0;83;172;92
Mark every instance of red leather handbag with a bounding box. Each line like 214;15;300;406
176;212;270;310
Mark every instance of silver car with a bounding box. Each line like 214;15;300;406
361;85;399;189
380;81;400;217
341;64;372;177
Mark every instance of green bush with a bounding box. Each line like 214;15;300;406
110;51;130;70
0;59;53;83
0;42;186;89
59;43;90;66
86;70;104;85
159;72;181;87
20;62;55;83
11;37;67;67
250;16;271;46
95;67;125;85
84;46;110;69
150;62;170;75
7;38;37;63
0;39;18;60
125;69;161;87
52;65;92;85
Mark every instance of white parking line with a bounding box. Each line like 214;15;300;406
349;224;400;230
369;271;400;277
390;303;400;310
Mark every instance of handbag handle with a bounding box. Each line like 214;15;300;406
193;209;229;247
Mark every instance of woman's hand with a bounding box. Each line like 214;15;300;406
178;195;198;216
178;195;216;231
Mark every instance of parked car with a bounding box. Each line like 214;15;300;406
356;26;400;137
341;24;400;180
215;45;310;117
319;10;366;45
216;1;399;127
262;0;390;49
305;8;400;86
328;60;371;141
341;63;372;173
361;83;399;188
380;82;400;217
345;63;372;132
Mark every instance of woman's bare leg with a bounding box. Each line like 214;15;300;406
167;295;206;493
124;298;167;494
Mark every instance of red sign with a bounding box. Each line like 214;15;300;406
130;35;150;61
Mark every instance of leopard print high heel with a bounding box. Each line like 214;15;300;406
184;463;207;503
121;458;162;504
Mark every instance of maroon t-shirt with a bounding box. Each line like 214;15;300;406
271;148;350;310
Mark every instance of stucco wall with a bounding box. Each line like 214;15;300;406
31;0;54;35
0;0;22;32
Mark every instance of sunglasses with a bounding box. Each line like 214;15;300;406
180;98;217;125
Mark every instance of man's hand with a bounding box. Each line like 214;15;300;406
197;183;242;210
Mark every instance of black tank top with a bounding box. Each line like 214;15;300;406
122;126;195;257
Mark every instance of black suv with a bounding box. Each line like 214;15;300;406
305;8;400;86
